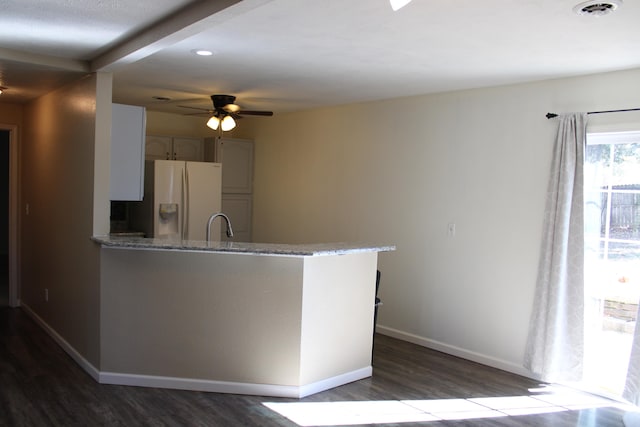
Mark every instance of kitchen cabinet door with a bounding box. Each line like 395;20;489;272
145;136;172;160
221;194;252;242
173;137;203;161
215;138;254;193
110;103;146;201
146;136;203;161
206;137;254;242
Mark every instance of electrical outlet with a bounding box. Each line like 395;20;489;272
45;288;48;302
447;222;456;237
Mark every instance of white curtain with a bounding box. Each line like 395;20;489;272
524;113;588;382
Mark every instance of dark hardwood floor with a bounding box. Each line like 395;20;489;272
0;306;632;426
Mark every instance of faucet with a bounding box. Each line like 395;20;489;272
206;212;234;242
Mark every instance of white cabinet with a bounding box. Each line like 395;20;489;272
213;137;254;193
205;137;254;241
110;103;146;201
146;136;203;161
221;194;252;242
145;136;171;160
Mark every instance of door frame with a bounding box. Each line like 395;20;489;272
1;124;19;307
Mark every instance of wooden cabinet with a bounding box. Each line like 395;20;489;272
110;103;146;201
146;136;203;161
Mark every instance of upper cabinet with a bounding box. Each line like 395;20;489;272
145;135;171;160
110;103;146;201
146;136;203;161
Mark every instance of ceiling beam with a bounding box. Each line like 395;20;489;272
0;47;89;72
90;0;247;72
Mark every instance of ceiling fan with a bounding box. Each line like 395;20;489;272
389;0;412;11
180;94;273;131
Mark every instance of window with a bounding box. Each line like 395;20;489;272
583;131;640;395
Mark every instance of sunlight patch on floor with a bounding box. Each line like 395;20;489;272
263;386;621;426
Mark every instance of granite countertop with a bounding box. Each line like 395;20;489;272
92;235;395;257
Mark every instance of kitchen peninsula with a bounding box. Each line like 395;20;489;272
94;236;394;398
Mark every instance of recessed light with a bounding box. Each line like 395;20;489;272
0;86;6;95
191;49;214;56
573;0;622;16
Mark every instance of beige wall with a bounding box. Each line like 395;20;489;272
245;67;640;375
20;73;111;367
10;66;640;379
0;103;24;126
146;110;255;140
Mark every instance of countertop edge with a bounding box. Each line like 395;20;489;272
92;236;396;257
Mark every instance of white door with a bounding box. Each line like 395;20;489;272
185;162;222;241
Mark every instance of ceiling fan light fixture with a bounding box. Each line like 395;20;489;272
207;115;220;130
389;0;412;11
184;94;272;131
221;115;236;131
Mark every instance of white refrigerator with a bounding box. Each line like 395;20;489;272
132;160;222;241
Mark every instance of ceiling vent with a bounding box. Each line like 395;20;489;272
573;0;623;16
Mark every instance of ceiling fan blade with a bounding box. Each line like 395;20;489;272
179;105;213;112
183;112;212;116
238;110;274;116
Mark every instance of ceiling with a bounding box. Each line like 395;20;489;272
1;0;639;117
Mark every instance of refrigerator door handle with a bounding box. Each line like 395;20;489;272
182;166;189;240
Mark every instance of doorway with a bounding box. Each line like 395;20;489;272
583;131;640;396
0;130;7;307
0;125;18;308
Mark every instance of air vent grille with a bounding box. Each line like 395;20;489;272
573;0;622;16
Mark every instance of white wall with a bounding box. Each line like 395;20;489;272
100;247;376;397
246;68;640;375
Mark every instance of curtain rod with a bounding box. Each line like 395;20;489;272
546;108;640;119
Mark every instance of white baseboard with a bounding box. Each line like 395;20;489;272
20;303;101;382
101;367;372;398
376;324;535;379
19;304;371;398
299;367;372;398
